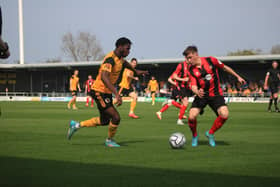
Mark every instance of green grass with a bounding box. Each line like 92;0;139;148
0;101;280;186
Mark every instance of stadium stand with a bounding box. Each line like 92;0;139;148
0;55;280;99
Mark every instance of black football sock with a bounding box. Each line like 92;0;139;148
268;99;273;110
274;98;278;110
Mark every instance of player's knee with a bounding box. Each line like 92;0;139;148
101;119;110;126
182;98;188;106
111;114;121;125
132;94;137;101
189;109;198;120
219;107;229;118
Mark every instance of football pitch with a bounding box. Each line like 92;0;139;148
0;101;280;186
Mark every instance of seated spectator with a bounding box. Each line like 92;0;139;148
242;86;251;97
226;83;234;96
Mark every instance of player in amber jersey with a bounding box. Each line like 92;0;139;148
67;70;81;110
118;58;140;119
185;46;245;147
67;37;148;147
147;76;159;105
85;75;95;107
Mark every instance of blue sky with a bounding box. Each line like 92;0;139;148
1;0;280;63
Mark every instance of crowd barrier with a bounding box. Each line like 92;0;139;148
0;96;270;103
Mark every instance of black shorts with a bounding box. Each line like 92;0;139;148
151;91;156;95
179;87;193;98
86;90;93;96
191;95;227;116
71;91;78;96
171;88;180;100
91;90;119;125
90;90;113;111
120;87;134;97
270;82;279;95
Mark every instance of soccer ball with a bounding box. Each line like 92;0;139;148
169;132;186;149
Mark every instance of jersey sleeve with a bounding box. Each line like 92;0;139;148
169;71;176;79
101;57;115;72
210;56;224;69
174;63;182;75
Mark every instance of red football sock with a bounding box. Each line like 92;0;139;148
86;97;89;104
178;105;187;119
209;116;228;134
160;104;169;113
188;118;197;137
171;100;181;109
91;99;94;105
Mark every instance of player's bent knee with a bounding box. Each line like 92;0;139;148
101;119;110;126
189;108;199;120
111;115;121;125
218;106;229;118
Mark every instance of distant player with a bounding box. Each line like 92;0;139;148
67;70;81;110
67;37;148;147
264;61;280;112
85;75;95;107
156;71;183;120
171;50;193;125
147;76;159;105
185;46;245;147
118;58;140;119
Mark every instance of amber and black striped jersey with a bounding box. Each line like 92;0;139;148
92;51;124;94
70;75;79;91
119;68;134;89
148;80;159;92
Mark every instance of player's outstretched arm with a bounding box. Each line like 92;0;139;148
123;61;148;76
126;71;139;81
223;65;246;84
168;77;177;86
173;73;189;82
101;71;122;106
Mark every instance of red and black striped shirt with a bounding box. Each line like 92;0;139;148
189;56;224;97
173;61;191;89
169;71;180;90
86;79;95;92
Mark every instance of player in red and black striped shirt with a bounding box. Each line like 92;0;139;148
171;53;193;125
85;75;95;107
185;46;245;147
156;71;183;120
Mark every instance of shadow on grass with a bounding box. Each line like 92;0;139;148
119;140;146;146
0;156;279;187
198;140;230;146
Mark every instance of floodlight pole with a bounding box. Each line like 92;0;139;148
18;0;24;64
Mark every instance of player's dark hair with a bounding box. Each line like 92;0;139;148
183;45;198;56
115;37;132;47
131;58;137;63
